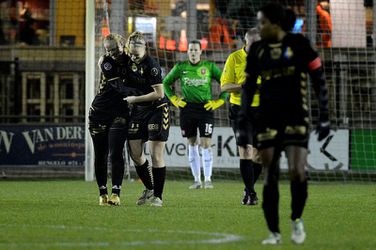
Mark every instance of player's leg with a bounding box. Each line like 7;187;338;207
238;145;253;204
149;140;166;206
286;145;308;244
200;137;213;188
89;121;110;205
230;104;261;204
181;108;201;188
260;146;282;244
148;104;170;206
249;146;262;205
187;136;202;188
128;114;154;197
107;117;128;205
198;114;214;189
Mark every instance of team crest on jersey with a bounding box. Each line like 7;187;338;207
151;67;158;76
200;68;207;75
131;63;138;72
103;62;112;71
140;67;144;75
270;48;282;60
284;47;294;59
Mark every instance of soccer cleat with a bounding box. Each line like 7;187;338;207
261;232;282;245
99;194;109;206
249;192;259;205
189;181;202;189
150;196;163;207
108;193;120;206
204;181;214;189
291;219;306;244
136;189;154;205
241;190;250;205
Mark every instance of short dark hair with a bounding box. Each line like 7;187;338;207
283;8;296;32
259;3;286;27
259;3;296;32
188;40;201;49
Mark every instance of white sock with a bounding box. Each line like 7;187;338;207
188;144;201;182
202;148;213;182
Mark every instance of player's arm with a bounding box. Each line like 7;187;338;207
204;62;228;111
163;63;187;108
308;57;330;141
126;83;164;104
162;64;179;98
221;54;242;93
300;35;330;141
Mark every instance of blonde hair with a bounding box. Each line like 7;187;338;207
125;31;147;54
103;33;126;52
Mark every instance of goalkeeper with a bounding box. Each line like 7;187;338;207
163;40;228;189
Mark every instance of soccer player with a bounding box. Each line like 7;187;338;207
88;33;129;206
239;4;330;244
123;31;169;207
221;28;262;206
163;40;228;189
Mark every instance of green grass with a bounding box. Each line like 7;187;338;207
0;180;375;250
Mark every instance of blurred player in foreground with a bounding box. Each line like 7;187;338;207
239;4;330;244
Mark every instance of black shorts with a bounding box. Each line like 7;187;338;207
88;116;128;137
180;102;214;138
229;104;258;146
128;103;170;141
256;112;309;150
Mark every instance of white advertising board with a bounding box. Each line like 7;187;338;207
143;126;349;170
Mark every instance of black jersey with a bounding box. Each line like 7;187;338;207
125;55;167;106
90;53;129;122
244;33;321;121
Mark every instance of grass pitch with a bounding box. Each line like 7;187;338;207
0;180;375;250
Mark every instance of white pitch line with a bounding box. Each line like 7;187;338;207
0;224;244;248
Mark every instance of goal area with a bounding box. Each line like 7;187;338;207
86;0;376;182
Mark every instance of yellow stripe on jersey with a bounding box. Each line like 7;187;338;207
220;48;261;106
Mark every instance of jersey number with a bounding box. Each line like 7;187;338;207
205;123;213;134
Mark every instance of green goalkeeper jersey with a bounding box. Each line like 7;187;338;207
163;60;228;103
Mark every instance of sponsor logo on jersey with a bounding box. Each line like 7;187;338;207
270;48;282;60
103;62;112;71
284;47;294;59
183;77;208;87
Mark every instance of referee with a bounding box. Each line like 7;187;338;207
221;28;262;206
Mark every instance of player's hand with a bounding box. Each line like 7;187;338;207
123;96;137;104
170;95;187;108
243;144;253;158
204;99;225;111
316;121;330;141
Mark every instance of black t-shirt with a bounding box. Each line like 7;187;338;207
245;33;319;119
125;55;167;106
90;54;129;122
